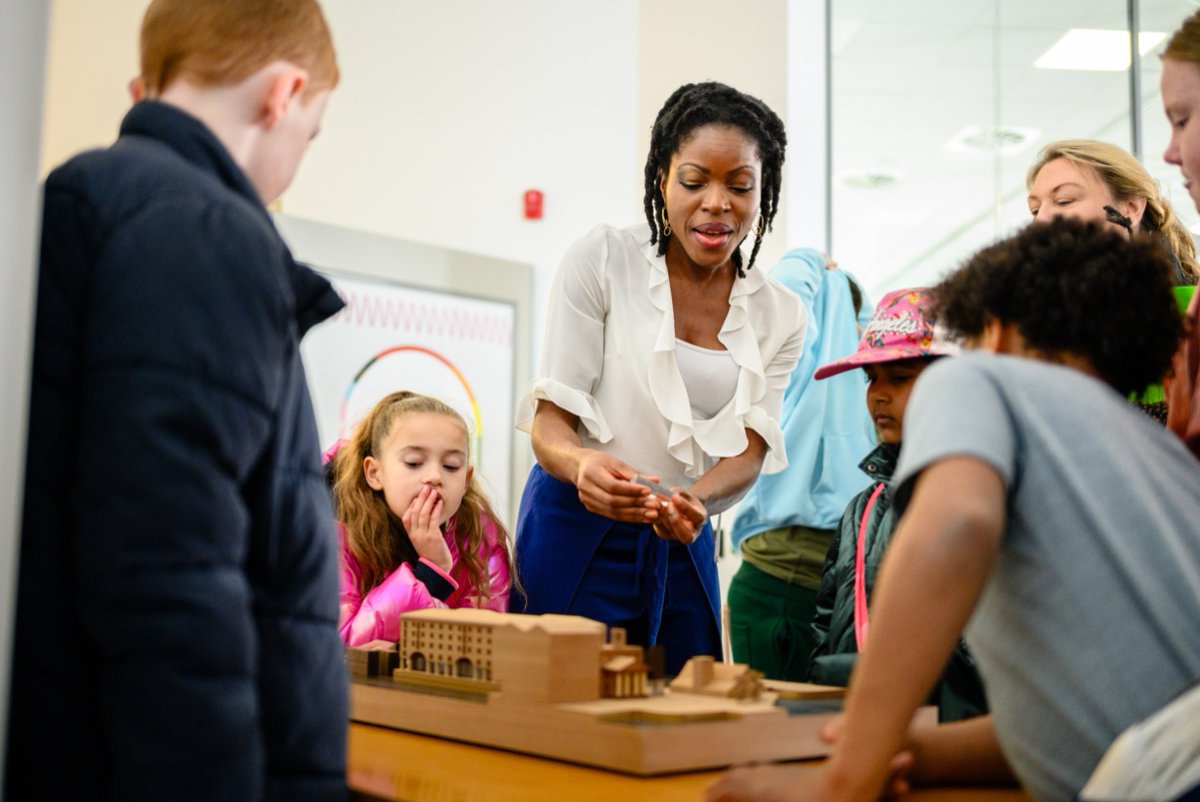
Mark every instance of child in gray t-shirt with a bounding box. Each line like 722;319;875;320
704;218;1200;802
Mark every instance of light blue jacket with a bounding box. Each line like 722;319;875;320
729;248;876;549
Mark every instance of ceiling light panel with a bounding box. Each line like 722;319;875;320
1034;28;1167;71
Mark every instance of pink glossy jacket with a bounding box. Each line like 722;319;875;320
337;513;511;647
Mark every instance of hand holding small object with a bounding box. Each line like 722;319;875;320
632;474;679;526
633;474;674;498
632;475;706;542
573;452;660;523
651;488;707;544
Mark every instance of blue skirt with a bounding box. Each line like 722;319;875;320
513;464;721;675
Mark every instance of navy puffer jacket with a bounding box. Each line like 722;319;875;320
7;100;348;801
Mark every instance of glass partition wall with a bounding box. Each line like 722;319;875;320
831;0;1200;298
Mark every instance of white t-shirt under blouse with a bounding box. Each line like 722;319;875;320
674;338;740;419
515;223;807;489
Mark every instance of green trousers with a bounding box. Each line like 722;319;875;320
727;561;819;681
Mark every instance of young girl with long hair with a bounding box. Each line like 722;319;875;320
333;391;513;647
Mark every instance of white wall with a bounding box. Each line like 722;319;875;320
1;0;50;792
285;1;641;341
40;0;142;174
40;0;643;383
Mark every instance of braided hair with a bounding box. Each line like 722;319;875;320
643;82;787;278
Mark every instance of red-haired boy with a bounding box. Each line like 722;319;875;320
9;2;346;799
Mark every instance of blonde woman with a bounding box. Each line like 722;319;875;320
1026;138;1199;283
1028;139;1198;423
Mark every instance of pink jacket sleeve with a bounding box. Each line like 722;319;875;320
445;513;512;612
337;526;458;647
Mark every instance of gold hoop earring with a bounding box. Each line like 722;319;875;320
755;213;765;239
661;206;672;238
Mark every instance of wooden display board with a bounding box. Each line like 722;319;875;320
350;677;847;776
347;608;937;776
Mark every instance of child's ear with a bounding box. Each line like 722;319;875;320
363;456;384;491
262;66;309;129
978;318;1005;353
465;465;474;488
979;318;1028;355
128;76;146;103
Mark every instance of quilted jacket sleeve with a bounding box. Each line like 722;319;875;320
338;528;457;646
807;523;842;675
476;514;512;612
441;512;513;612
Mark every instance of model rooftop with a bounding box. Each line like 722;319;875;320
401;608;607;635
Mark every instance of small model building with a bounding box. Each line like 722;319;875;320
397;608;503;684
599;628;649;698
397;608;609;702
346;645;398;677
396;609;656;701
668;656;764;701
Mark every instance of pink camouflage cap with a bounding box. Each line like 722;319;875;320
813;287;958;380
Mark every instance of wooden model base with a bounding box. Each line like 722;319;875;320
350;609;935;776
351;675;870;776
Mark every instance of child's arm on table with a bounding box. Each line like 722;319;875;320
704;455;1007;802
904;713;1014;786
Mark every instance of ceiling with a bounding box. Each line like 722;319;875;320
830;0;1200;296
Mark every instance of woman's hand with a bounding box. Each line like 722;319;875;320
402;485;454;573
573;450;659;523
651;489;707;544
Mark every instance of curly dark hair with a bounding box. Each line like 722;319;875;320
642;81;786;278
931;218;1184;396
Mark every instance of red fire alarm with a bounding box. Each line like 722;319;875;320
523;189;544;220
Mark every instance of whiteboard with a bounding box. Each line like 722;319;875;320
276;214;533;527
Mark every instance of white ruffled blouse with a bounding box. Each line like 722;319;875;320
516;223;807;489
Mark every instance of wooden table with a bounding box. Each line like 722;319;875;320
347;722;1031;802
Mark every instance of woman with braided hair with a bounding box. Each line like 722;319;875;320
513;81;805;674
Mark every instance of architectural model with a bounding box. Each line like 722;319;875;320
669;655;764;700
346;608;904;775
